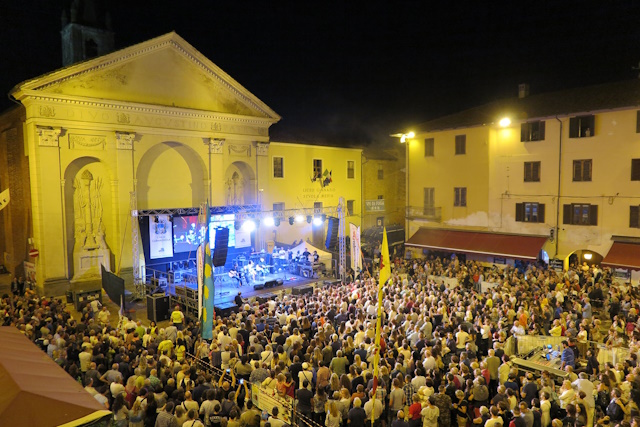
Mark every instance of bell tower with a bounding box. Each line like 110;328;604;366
61;0;114;66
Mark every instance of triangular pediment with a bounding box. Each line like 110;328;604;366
11;32;279;120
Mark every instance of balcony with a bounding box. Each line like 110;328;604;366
406;206;442;222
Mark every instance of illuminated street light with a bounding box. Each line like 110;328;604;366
499;117;511;127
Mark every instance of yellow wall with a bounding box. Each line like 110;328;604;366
407;126;490;238
265;142;362;246
361;154;405;229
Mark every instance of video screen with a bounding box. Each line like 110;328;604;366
173;214;235;253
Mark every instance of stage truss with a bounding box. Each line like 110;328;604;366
130;201;348;291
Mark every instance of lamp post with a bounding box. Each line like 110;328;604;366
390;131;414;243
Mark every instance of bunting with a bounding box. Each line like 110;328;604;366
201;202;214;340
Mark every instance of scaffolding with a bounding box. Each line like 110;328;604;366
338;197;346;283
130;191;145;299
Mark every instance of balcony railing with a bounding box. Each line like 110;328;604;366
406;206;442;222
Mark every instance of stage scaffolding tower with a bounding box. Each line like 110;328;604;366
130;191;144;299
338;197;346;283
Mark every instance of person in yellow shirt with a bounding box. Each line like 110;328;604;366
549;320;563;337
158;338;174;357
170;305;185;330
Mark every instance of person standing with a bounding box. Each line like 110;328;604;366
170;305;185;331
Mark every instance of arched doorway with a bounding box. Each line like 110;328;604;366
136;142;207;209
567;249;604;269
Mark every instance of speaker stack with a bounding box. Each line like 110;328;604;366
325;217;339;250
212;227;229;267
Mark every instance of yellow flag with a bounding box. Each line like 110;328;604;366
372;228;390;426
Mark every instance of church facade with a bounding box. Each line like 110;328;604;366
0;32;361;293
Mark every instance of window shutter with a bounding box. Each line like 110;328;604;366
589;205;598;226
587;115;595;135
521;124;527;142
569;118;579;138
538;204;545;223
637;111;640;133
563;204;571;224
515;203;524;222
632;159;640;181
539;121;545;140
585;160;592;181
533;162;540;181
630;206;640;228
573;161;581;181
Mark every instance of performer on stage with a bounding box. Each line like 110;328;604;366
229;263;244;287
312;250;319;264
302;248;311;261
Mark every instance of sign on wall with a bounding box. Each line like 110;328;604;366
149;215;174;259
350;223;361;271
365;199;385;212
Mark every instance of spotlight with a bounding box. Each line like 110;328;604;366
321;214;327;222
583;253;593;260
241;220;256;232
264;217;275;227
313;217;322;226
295;215;304;223
234;221;241;230
289;216;295;225
274;218;281;227
306;215;312;224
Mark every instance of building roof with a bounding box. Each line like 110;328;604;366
415;79;640;132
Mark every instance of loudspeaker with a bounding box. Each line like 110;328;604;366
146;295;170;323
292;285;314;296
213;227;229;267
325;217;339;250
253;282;265;290
275;279;283;287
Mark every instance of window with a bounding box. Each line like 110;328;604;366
313;159;322;180
569;115;595;138
454;187;467;207
377;164;384;180
313;201;323;214
521;121;546;142
515;203;545;223
455;135;466;155
273;157;284;178
573;159;592;181
273;202;285;211
376;217;384;227
377;195;383;200
424;138;434;157
524;161;541;182
424;187;435;215
347;200;355;216
632;159;640;181
630;206;640;228
347;160;355;179
563;204;598;225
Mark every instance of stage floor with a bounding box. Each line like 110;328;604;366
165;270;321;309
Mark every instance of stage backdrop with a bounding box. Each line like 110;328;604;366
149;215;174;259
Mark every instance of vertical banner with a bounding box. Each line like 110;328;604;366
197;244;204;322
372;228;390;426
23;261;36;283
201;203;214;340
149;215;173;259
349;223;361;271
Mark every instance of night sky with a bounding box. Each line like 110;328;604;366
2;0;640;146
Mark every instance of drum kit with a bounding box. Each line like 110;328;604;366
228;260;268;287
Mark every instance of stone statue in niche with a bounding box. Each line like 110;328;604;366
71;169;111;282
227;172;245;205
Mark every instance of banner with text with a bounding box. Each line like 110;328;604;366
365;199;385;212
149;215;173;259
349;223;361;271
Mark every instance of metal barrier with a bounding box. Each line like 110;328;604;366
508;334;631;367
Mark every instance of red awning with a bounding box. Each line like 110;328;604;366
602;242;640;270
405;228;548;260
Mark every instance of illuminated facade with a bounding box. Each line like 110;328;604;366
0;32;361;293
405;81;640;277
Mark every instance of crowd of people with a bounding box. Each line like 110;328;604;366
2;254;640;427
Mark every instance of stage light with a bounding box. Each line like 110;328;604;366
313;217;322;226
242;220;256;232
263;217;275;227
289;216;295;225
499;117;511;127
583;252;593;260
234;221;241;230
306;215;312;224
321;214;327;222
274;217;281;227
295;215;304;223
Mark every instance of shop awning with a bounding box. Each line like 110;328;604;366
405;228;548;260
602;241;640;270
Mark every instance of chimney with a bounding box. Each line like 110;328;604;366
518;83;530;99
